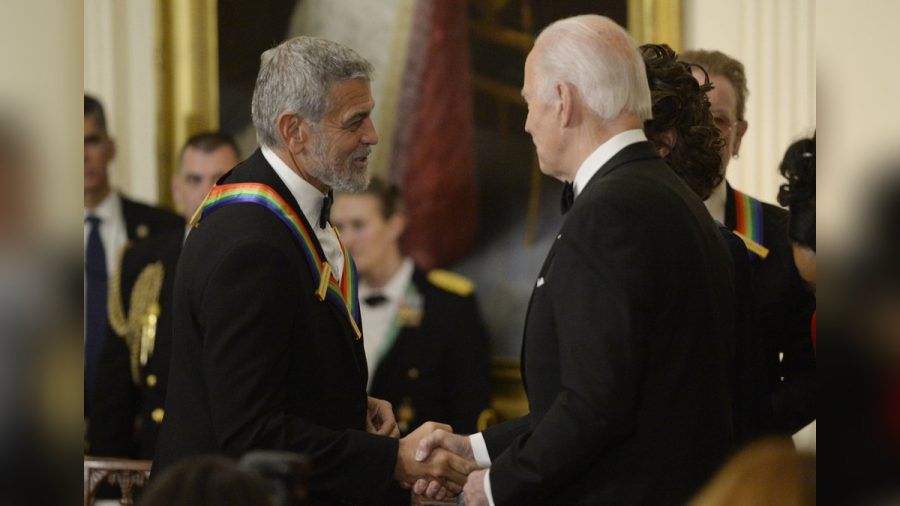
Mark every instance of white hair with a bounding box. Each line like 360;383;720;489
534;15;652;121
251;36;374;148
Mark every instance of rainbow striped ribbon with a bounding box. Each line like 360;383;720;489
732;187;768;259
193;183;361;339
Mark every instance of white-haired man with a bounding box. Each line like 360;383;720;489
416;15;736;505
153;37;474;505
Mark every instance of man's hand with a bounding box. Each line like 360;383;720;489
462;469;489;506
366;396;400;438
412;428;477;498
395;422;477;496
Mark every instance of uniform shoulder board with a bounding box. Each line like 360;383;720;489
427;269;474;297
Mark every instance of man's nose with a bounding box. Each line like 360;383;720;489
361;118;378;146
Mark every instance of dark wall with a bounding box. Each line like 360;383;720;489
217;0;298;138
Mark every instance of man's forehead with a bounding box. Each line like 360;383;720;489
181;146;238;170
326;79;374;112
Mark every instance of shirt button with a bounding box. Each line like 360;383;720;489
151;408;165;424
145;374;157;388
407;368;420;380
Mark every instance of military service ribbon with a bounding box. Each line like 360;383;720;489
195;183;362;339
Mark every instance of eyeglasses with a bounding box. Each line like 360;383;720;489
712;116;737;133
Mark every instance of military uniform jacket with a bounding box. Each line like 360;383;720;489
84;194;181;421
152;150;398;505
120;195;184;243
482;142;737;505
88;227;182;459
369;268;491;435
724;184;816;433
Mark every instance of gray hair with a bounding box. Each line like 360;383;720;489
251;36;374;148
534;15;652;121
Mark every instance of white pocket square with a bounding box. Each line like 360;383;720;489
536;277;545;287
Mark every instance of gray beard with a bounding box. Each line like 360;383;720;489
307;134;370;192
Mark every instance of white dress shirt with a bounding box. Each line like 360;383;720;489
572;129;647;198
84;191;128;276
358;258;414;389
262;146;344;282
704;180;728;224
471;128;649;506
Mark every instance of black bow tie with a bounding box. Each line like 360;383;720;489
363;294;388;307
319;190;334;229
561;182;575;214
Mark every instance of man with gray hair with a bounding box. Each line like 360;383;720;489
153;37;474;504
415;15;736;505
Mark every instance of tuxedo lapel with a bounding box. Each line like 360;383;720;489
223;150;366;370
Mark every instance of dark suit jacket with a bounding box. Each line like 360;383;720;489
482;141;736;505
88;228;183;459
369;268;491;435
725;184;816;433
153;150;398;505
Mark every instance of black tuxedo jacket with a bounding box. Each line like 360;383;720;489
724;184;816;433
369;268;491;435
153;150;398;505
88;228;183;459
482;141;736;505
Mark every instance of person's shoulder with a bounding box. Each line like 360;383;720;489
121;228;183;267
422;268;476;299
120;194;184;229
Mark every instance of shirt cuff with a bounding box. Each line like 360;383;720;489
483;469;496;506
469;432;492;468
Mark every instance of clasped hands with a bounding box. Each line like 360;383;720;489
367;397;486;502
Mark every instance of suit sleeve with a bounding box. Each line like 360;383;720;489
87;330;138;456
444;294;492;434
198;239;398;504
488;197;657;504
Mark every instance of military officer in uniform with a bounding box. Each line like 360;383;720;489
331;178;492;435
87;132;240;458
84;95;184;417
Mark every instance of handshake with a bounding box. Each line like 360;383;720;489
394;421;482;501
367;397;487;503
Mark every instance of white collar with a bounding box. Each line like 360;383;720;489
261;145;329;226
85;190;121;222
572;129;647;197
360;258;414;301
704;180;728;224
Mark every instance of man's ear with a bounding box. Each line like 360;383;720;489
170;172;181;211
107;136;117;161
733;119;748;157
557;82;576;127
387;212;406;242
276;112;309;152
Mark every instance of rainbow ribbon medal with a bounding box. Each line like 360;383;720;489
192;183;362;339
